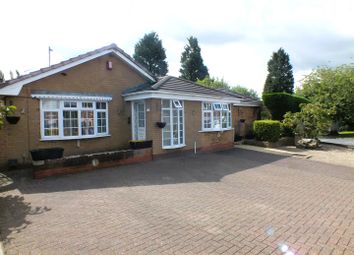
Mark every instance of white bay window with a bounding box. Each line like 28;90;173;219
40;99;109;140
202;102;231;131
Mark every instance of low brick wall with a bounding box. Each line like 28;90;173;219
33;148;152;179
153;142;234;159
198;142;234;153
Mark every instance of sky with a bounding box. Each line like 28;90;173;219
0;0;353;95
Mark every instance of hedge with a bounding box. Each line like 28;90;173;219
338;131;354;137
253;120;281;142
262;92;310;120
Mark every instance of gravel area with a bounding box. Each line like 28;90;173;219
237;144;354;168
304;144;354;168
320;137;354;148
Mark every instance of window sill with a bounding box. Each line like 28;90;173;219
40;134;111;141
198;128;234;133
162;144;186;150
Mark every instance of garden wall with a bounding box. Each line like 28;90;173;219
33;148;152;179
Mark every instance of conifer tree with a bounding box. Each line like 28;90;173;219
264;48;294;93
180;36;209;82
133;32;168;76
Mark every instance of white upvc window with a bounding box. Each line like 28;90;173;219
40;99;109;140
202;102;232;131
161;99;185;149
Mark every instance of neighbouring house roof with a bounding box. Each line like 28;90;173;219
0;44;156;96
123;76;261;106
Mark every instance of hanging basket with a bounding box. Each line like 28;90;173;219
6;116;20;124
156;122;166;128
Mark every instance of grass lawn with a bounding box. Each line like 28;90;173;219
338;131;354;137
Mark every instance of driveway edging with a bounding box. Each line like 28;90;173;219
235;144;309;157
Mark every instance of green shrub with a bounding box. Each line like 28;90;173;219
253;120;281;142
260;110;272;120
283;103;332;138
280;123;295;137
262;92;310;120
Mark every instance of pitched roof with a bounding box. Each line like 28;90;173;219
0;43;156;96
123;76;261;106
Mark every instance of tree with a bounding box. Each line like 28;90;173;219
231;86;259;100
263;48;294;94
0;70;4;83
197;76;259;99
180;36;209;82
196;76;229;90
296;64;354;129
133;32;168;76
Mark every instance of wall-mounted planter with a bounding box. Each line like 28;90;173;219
239;119;246;123
129;140;152;150
30;147;64;161
156;122;166;128
6;116;20;124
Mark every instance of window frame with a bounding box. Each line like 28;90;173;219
161;99;185;149
201;102;232;131
40;99;109;141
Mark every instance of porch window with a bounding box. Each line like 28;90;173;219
202;102;231;131
161;99;185;149
40;99;109;140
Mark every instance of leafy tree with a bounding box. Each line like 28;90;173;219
296;64;354;129
231;86;259;99
133;32;168;76
197;76;259;99
263;48;294;94
283;103;333;138
180;36;209;81
196;76;229;90
0;70;4;83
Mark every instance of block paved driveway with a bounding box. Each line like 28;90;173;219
0;148;353;255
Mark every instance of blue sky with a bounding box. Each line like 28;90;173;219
0;0;353;94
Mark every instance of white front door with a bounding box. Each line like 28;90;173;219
132;101;146;140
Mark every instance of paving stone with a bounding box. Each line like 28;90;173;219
0;148;353;255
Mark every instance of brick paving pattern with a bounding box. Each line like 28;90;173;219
0;148;353;255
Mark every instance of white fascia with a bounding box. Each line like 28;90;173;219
32;93;112;102
0;49;155;96
123;90;243;104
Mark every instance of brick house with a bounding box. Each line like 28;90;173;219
0;44;260;167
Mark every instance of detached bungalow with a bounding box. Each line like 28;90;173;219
0;44;260;168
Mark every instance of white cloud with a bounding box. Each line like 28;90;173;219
1;0;353;95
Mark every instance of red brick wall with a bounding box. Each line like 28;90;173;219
233;106;260;137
